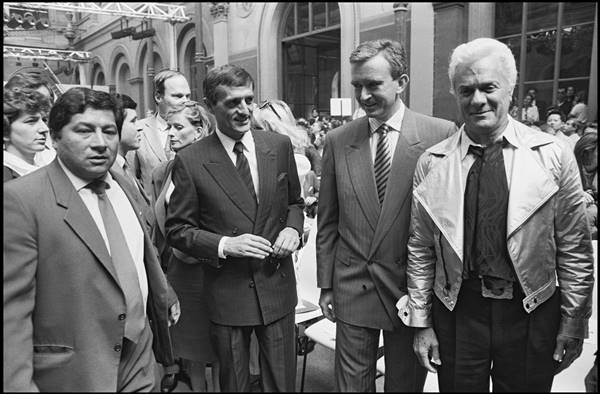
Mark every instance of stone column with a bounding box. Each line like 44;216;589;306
128;77;145;118
194;2;207;100
211;2;229;67
146;37;155;114
393;3;411;106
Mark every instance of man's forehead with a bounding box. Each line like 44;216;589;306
69;108;116;125
215;84;254;98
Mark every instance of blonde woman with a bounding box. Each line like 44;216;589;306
150;101;218;392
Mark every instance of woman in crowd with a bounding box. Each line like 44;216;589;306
150;101;218;392
569;90;588;125
3;88;50;182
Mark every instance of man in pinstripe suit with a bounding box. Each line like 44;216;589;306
316;39;456;392
165;65;304;392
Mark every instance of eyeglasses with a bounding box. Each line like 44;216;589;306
259;100;282;120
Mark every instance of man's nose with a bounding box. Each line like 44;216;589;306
359;87;371;101
471;89;486;105
90;129;108;148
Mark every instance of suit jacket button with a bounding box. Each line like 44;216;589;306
249;280;255;288
118;313;126;320
362;284;367;290
114;344;122;352
232;228;238;235
279;217;285;223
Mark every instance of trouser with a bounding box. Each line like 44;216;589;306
117;320;157;392
433;279;561;392
210;311;296;392
335;319;427;392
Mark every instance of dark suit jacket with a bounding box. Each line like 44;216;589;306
165;130;304;326
3;160;175;392
316;110;456;331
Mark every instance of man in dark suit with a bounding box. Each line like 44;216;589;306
316;39;456;392
4;87;179;392
165;65;304;392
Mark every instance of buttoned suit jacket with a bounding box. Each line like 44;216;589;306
127;114;170;194
165;130;305;326
3;159;175;392
316;109;456;331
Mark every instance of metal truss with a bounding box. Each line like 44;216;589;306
4;45;92;62
4;2;190;23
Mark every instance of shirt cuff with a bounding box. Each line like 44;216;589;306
218;236;230;259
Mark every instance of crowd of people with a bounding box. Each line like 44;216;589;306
3;36;597;393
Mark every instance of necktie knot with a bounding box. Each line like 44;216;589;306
468;144;484;158
86;179;110;195
377;124;390;137
233;140;245;155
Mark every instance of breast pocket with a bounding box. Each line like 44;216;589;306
33;345;74;370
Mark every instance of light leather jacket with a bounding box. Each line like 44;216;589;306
399;117;594;339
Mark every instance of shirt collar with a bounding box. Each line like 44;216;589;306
368;101;405;134
459;117;518;160
215;128;255;154
57;157;114;192
155;113;169;132
114;154;126;169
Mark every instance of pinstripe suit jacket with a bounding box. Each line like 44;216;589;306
316;110;456;331
165;130;305;326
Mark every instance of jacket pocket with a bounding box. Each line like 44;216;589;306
33;345;74;370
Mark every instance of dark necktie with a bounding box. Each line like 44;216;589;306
87;179;145;342
233;140;257;202
463;141;515;296
374;124;392;205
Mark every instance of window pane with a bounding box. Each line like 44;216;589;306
499;36;521;76
560;24;593;78
495;3;523;37
563;2;596;26
284;5;295;37
525;30;556;81
328;2;340;26
527;3;558;32
297;2;309;34
313;3;326;30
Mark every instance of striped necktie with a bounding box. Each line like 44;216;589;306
233;140;257;203
374;124;392;205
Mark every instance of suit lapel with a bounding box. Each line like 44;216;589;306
48;161;120;284
203;133;257;221
370;111;423;257
253;130;277;235
154;162;174;239
345;118;379;231
143;116;167;163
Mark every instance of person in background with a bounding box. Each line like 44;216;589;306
4;87;179;392
527;87;546;118
400;37;593;392
557;87;573;120
546;108;565;136
568;90;588;125
165;64;304;392
150;101;218;392
574;132;598;239
127;69;192;194
3;88;50;182
317;39;456;392
509;93;539;126
5;69;58;165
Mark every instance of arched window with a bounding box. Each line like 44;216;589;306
283;2;340;38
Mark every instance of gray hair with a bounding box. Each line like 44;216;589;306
448;38;517;95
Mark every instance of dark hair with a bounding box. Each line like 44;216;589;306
5;70;57;102
546;108;564;122
203;64;254;105
112;93;137;110
153;69;185;103
350;39;408;79
4;87;51;139
574;132;598;190
49;87;124;139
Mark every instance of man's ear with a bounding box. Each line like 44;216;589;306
396;74;410;95
204;97;215;114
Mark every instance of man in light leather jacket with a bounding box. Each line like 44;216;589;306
399;38;594;392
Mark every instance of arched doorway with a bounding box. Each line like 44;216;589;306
117;62;131;94
281;3;341;119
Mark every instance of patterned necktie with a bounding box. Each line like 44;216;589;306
87;179;145;342
233;141;257;202
374;124;392;205
463;141;514;295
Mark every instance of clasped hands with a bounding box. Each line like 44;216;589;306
223;227;300;259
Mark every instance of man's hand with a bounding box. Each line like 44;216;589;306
318;289;336;322
223;234;273;259
553;334;583;375
413;327;441;373
271;227;300;258
168;301;181;327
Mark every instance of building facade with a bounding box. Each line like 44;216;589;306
4;2;597;124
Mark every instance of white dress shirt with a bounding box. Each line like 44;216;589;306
214;129;260;258
57;158;148;311
367;101;405;164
